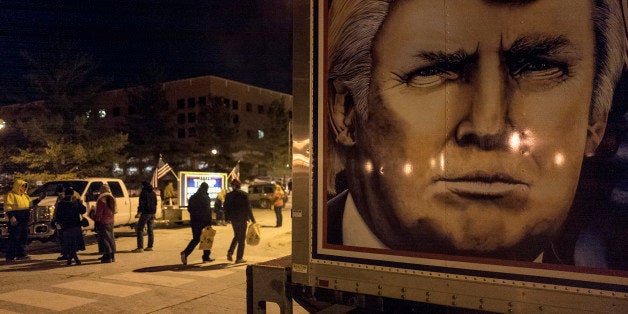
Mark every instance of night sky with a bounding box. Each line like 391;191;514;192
0;0;293;104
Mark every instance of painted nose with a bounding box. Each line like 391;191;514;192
455;58;511;150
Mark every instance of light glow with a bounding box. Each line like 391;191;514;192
403;163;413;175
509;132;521;150
554;152;565;166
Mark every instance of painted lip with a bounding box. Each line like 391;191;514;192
435;172;529;199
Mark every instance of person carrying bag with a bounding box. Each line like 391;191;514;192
224;179;256;264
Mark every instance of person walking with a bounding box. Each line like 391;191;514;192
132;181;157;253
4;179;39;262
180;182;214;265
89;184;117;263
271;184;285;227
224;179;255;263
54;187;86;266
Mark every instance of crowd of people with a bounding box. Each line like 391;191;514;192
2;177;285;266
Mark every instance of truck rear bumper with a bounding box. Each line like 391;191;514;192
247;255;294;313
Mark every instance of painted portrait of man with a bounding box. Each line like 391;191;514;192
324;0;627;269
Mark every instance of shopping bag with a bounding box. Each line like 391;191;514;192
246;223;261;246
198;226;216;250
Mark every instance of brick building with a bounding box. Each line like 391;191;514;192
0;75;293;176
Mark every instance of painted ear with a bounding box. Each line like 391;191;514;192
584;112;609;157
329;79;356;146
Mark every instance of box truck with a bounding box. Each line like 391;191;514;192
248;1;628;312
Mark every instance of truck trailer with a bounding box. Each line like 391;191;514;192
248;1;628;313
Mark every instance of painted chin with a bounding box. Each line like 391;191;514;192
402;173;534;251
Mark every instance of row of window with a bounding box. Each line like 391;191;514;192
175;96;271;114
176;96;211;109
105;99;292;120
177;113;239;125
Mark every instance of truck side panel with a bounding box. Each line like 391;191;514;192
288;1;628;312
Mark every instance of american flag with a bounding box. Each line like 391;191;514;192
151;156;173;188
227;162;240;182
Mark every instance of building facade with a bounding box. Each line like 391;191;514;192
0;75;292;177
92;75;293;142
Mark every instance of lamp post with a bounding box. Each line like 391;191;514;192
210;148;219;171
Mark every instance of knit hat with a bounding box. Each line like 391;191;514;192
64;187;75;196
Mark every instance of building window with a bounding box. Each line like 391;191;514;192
113;107;121;117
177;114;186;124
246;130;254;139
257;105;264;114
223;98;231;107
232;114;239;124
232;100;238;110
258;129;264;139
187;97;196;108
177;99;185;109
98;109;107;118
188;112;196;123
198;96;207;106
188;127;197;137
246;103;252;112
178;128;186;138
288;110;292;119
198;112;208;123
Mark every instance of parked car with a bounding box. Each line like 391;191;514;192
248;183;276;209
247;182;287;209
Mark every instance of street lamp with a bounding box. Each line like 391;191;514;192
211;148;218;156
0;119;5;131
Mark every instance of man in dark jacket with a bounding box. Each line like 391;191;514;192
224;179;255;263
180;182;214;265
133;181;157;253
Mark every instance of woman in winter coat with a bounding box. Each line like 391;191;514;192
89;184;117;263
55;187;86;265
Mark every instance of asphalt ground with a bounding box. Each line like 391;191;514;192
0;203;305;313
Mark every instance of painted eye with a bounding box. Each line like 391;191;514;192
510;58;567;80
404;67;459;88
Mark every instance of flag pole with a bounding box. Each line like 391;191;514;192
169;168;179;181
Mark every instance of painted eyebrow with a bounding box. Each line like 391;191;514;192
413;49;478;69
505;35;571;57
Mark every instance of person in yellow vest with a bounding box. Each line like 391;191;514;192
163;181;177;206
271;184;285;228
4;179;40;262
214;188;228;226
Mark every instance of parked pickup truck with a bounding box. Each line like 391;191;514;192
0;178;161;243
